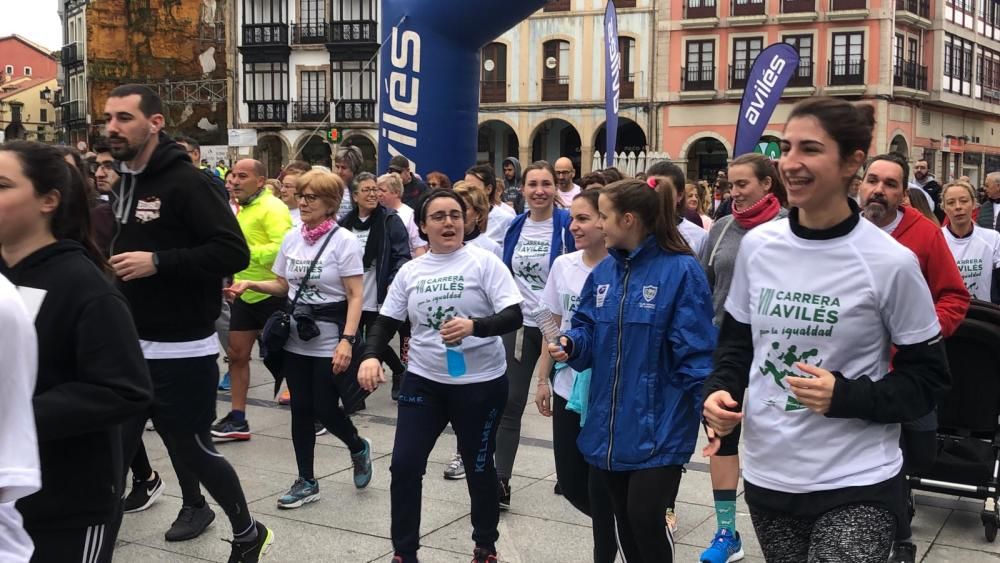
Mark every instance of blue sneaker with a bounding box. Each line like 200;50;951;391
351;438;373;489
219;371;231;391
277;477;319;509
700;528;744;563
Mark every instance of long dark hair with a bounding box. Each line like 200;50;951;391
728;153;787;207
0;141;106;269
602;179;692;255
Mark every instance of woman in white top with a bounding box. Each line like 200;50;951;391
941;180;1000;302
279;161;312;228
454;181;503;258
357;190;523;563
467;164;515;249
703;97;949;562
533;189;618;563
378;172;428;258
227;169;374;509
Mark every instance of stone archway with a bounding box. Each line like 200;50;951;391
342;134;377;173
686;136;729;182
593;118;648;162
253;134;288;178
477;120;520;172
298;134;332;168
530;118;582;172
889;134;909;159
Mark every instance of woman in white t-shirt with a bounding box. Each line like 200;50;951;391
279;161;312;228
702;98;950;562
467;165;515;249
941;181;1000;303
496;160;575;508
454;181;503;257
357;190;523;563
533;189;618;562
228;169;374;510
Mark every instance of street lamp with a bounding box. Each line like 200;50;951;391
40;87;52;102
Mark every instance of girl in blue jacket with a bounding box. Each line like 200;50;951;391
550;178;716;563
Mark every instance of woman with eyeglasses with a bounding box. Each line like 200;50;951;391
279;161;312;227
358;189;523;563
495;160;576;509
425;171;452;191
342;172;412;405
226;170;374;509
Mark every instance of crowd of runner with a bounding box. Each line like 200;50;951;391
0;84;996;563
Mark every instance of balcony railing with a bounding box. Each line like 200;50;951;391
544;0;572;10
828;57;865;85
729;63;750;89
894;60;928;90
732;0;766;16
684;1;718;18
781;0;816;11
621;74;636;99
247;101;288;122
335;100;376;122
830;0;866;9
788;61;814;87
542;76;570;101
683;64;716;91
61;42;83;66
292;22;328;45
481;80;506;103
329;20;378;43
292;100;329;122
61;99;86;122
895;0;930;17
243;23;289;46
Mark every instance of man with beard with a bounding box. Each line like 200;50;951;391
860;153;968;563
90;141;117;252
553;156;580;207
501;157;523;214
909;159;943;220
103;84;274;561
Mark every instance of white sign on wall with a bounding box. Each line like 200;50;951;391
201;145;230;165
228;129;258;147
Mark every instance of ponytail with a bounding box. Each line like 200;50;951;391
602;179;692;255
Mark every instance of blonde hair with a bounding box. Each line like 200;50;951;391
265;178;281;197
942;181;977;204
296;169;345;215
452;180;490;233
377;172;404;196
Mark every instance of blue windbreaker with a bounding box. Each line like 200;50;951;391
502;208;575;270
565;236;717;471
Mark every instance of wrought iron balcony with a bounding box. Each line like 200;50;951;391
781;0;815;12
828;58;865;86
61;42;83;66
729;63;749;89
732;0;766;16
334;100;376;122
292;100;329;122
684;1;718;18
329;20;377;44
481;80;506;103
682;65;715;91
292;23;328;45
894;60;928;90
541;76;570;101
895;0;930;17
61;99;86;123
788;61;814;87
247;100;288;122
243;23;289;46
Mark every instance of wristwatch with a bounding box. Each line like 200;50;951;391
340;334;357;345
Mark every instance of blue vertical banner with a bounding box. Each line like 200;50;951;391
733;43;801;158
603;0;620;168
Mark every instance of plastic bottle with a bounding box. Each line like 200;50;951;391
443;315;467;377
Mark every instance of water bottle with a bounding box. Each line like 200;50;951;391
532;307;566;370
443;315;467;377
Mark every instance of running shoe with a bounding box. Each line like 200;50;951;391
665;508;678;533
226;521;273;563
314;422;327;436
351;437;374;488
471;547;498;563
219;371;231;391
277;477;319;509
277;389;291;405
700;528;745;563
443;453;466;480
211;413;251;441
889;541;917;563
497;478;511;511
123;471;165;513
165;503;215;542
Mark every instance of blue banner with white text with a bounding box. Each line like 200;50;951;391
734;43;800;158
604;0;619;168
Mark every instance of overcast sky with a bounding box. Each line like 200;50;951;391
2;1;63;51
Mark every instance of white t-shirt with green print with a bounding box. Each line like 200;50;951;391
380;245;523;385
942;225;1000;302
511;217;553;327
725;218;940;493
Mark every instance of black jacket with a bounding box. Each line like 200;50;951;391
0;241;152;529
343;205;411;304
109;134;250;341
401;177;429;209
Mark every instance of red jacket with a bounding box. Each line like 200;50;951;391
891;206;970;338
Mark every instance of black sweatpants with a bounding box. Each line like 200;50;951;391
361;311;406;376
750;504;896;562
552;394;619;563
390;373;507;562
595;464;683;563
496;327;542;480
147;356;254;538
283;351;365;479
28;522;116;563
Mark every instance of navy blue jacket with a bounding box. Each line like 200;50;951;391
565;236;717;471
502;208;576;270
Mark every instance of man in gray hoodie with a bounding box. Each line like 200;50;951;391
501;157;523;214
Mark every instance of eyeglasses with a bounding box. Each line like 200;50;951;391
96;161;114;170
428;182;441;188
295;193;321;203
427;211;464;223
357;187;380;195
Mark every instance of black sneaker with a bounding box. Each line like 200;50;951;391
497;478;511;511
889;541;917;563
226;521;274;563
123;471;165;513
211;413;251;441
314;421;327;436
391;373;402;401
164;503;215;542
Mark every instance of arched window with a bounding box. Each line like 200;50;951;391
542;39;570;101
481;42;507;103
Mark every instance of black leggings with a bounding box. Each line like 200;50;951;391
552;394;619;563
750;504;896;562
361;311;406;376
283;351;365;479
496;327;543;480
28;521;117;563
390;373;507;561
595;465;683;563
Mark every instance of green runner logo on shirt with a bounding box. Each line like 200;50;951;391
415;275;466;330
759;341;825;411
